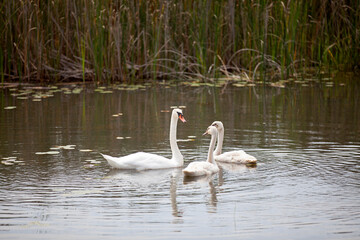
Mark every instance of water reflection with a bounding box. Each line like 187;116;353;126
105;168;181;186
183;173;218;209
1;79;360;239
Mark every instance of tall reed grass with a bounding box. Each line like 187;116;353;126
0;0;359;83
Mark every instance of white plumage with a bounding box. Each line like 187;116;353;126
183;126;219;177
100;108;186;170
211;121;257;164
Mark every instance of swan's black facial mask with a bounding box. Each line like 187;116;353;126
177;112;186;123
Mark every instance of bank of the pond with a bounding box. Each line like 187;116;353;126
1;1;359;84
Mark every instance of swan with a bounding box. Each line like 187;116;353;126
211;121;257;164
100;108;186;171
182;126;219;177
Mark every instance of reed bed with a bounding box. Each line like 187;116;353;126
0;0;359;83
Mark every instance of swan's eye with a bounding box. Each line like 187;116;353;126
212;123;218;127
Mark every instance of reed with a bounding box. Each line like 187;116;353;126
0;0;359;84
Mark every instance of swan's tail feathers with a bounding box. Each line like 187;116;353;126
182;169;196;177
182;169;203;177
99;153;120;168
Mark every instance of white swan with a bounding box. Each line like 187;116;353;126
100;108;186;171
182;126;219;177
211;121;257;164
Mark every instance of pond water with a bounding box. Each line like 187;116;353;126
1;77;360;239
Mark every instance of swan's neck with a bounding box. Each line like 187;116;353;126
214;128;224;156
207;133;217;165
169;115;183;165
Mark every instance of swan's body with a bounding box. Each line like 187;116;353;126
100;108;186;170
183;126;219;177
211;121;257;164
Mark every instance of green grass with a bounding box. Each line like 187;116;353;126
0;0;359;84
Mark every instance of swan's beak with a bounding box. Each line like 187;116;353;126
178;114;186;123
202;130;209;136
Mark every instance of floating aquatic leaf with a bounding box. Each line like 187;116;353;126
85;160;101;164
62;146;75;150
4;106;16;110
13;160;24;163
32;99;42;102
72;88;83;94
179;106;186;109
116;137;124;139
17;97;28;100
125;137;132;139
233;83;246;87
161;110;170;113
46;151;60;154
79;149;93;152
187;136;196;138
190;83;201;87
270;82;285;88
100;90;113;94
36;151;60;155
50;89;62;93
170;106;178;109
35;152;46;155
1;160;14;165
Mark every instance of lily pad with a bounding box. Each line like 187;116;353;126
72;88;83;94
85;159;101;164
100;90;113;94
79;149;93;152
35;151;60;155
4;106;16;110
1;161;14;165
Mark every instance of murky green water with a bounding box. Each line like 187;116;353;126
1;78;360;239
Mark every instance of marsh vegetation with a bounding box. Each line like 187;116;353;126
1;0;359;84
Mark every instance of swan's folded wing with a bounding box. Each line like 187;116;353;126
214;150;257;163
100;152;176;170
183;162;218;176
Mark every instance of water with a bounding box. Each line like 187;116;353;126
1;79;360;239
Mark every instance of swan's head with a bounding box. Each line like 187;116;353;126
211;121;224;131
173;108;186;123
203;126;218;136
